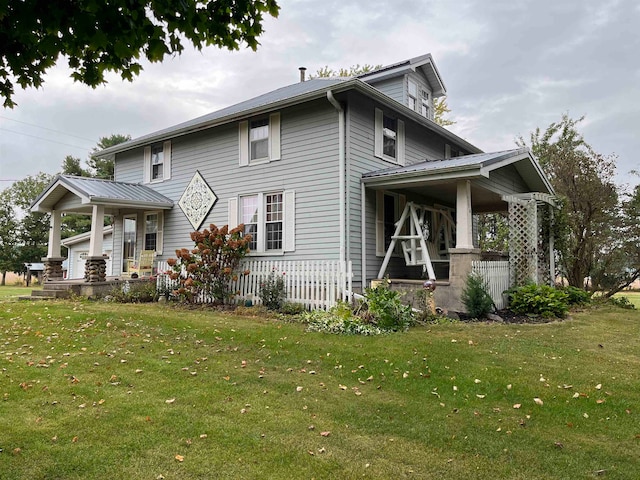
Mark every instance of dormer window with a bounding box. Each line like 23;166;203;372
408;80;418;110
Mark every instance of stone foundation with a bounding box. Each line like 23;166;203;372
84;256;108;283
42;257;65;282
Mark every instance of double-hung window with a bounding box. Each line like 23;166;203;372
374;108;405;165
143;211;163;254
229;191;295;254
408;80;418;111
239;113;281;166
143;141;171;183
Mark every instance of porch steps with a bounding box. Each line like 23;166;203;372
18;282;74;301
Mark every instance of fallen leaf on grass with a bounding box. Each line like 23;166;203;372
165;398;176;404
513;404;522;409
320;431;331;437
534;397;544;406
72;436;78;443
296;386;303;392
175;455;184;462
595;384;602;390
476;394;486;399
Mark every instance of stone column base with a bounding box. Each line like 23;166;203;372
447;248;482;313
42;257;66;282
84;256;108;283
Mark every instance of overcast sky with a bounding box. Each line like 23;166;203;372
1;0;638;191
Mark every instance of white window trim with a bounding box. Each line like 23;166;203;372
228;190;294;255
143;141;171;184
239;112;281;167
143;210;164;255
374;108;405;165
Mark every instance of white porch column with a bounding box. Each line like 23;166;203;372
89;204;105;257
455;180;474;249
47;210;62;258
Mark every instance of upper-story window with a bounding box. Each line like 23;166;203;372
374;108;405;165
420;94;430;119
151;145;164;180
239;113;281;166
143;141;171;183
408;80;418;111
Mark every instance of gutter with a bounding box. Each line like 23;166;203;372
326;90;346;264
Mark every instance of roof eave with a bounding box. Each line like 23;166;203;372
362;165;483;188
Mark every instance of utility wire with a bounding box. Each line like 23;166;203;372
0;115;96;143
0;128;92;151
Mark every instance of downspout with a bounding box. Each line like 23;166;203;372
327;90;346;264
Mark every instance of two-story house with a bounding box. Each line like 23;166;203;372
32;54;555;311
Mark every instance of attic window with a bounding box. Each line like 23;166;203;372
408;80;417;110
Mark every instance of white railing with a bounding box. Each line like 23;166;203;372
472;260;511;310
157;259;353;310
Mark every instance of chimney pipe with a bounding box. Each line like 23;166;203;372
299;67;307;82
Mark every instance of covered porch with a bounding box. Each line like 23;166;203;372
30;175;173;284
362;149;556;312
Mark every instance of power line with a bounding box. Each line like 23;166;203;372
0;128;92;151
0;115;96;143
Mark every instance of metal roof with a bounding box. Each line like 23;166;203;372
31;175;174;213
97;55;478;160
362;148;554;194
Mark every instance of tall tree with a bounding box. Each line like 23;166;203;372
0;0;280;107
311;64;381;78
517;114;619;289
0;192;20;285
88;134;132;180
433;97;455;127
62;155;91;177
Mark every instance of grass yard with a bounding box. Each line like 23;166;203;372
0;285;40;300
1;297;639;479
618;291;640;309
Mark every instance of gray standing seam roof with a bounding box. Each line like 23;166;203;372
32;175;174;209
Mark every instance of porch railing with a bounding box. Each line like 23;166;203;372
156;259;353;311
471;260;511;310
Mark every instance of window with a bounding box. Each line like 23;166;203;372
239;113;281;166
144;141;171;183
151;145;163;180
445;144;460;159
374;108;405;164
382;115;397;159
229;190;295;254
250;118;269;160
420;95;430;118
143;211;163;254
408;80;417;110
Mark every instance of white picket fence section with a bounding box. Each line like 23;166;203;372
471;260;511;310
156;259;353;310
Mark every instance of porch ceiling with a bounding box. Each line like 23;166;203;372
31;175;174;215
399;181;506;212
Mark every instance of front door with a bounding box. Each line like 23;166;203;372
123;216;137;273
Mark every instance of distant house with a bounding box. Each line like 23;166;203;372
32;53;554;311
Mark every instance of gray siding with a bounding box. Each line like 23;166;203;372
367;77;404;104
112;99;341;271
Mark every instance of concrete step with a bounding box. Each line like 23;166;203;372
32;289;70;298
18;295;56;301
42;283;74;291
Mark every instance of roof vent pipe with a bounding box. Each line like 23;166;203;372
299;67;307;82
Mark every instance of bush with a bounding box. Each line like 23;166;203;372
260;270;286;311
300;304;387;336
461;274;494;318
561;286;591;306
358;286;414;331
108;279;158;303
508;284;569;318
279;302;306;315
167;224;251;304
606;296;636;310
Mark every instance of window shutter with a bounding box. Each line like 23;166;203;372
163;141;171;180
269;112;281;161
397;119;405;166
284;190;295;252
375;190;385;256
239;121;249;166
374;108;383;159
156;211;164;255
445;144;451;159
228;198;238;229
143;146;151;184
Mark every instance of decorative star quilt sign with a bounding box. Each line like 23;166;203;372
178;171;217;230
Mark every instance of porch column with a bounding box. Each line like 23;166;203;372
455;180;474;249
47;210;62;258
86;204;107;283
89;205;105;256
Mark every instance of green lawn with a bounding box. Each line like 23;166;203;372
0;285;40;300
618;291;640;308
1;298;639;479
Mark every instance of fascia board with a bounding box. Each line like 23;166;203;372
89;197;174;209
362;166;483;188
